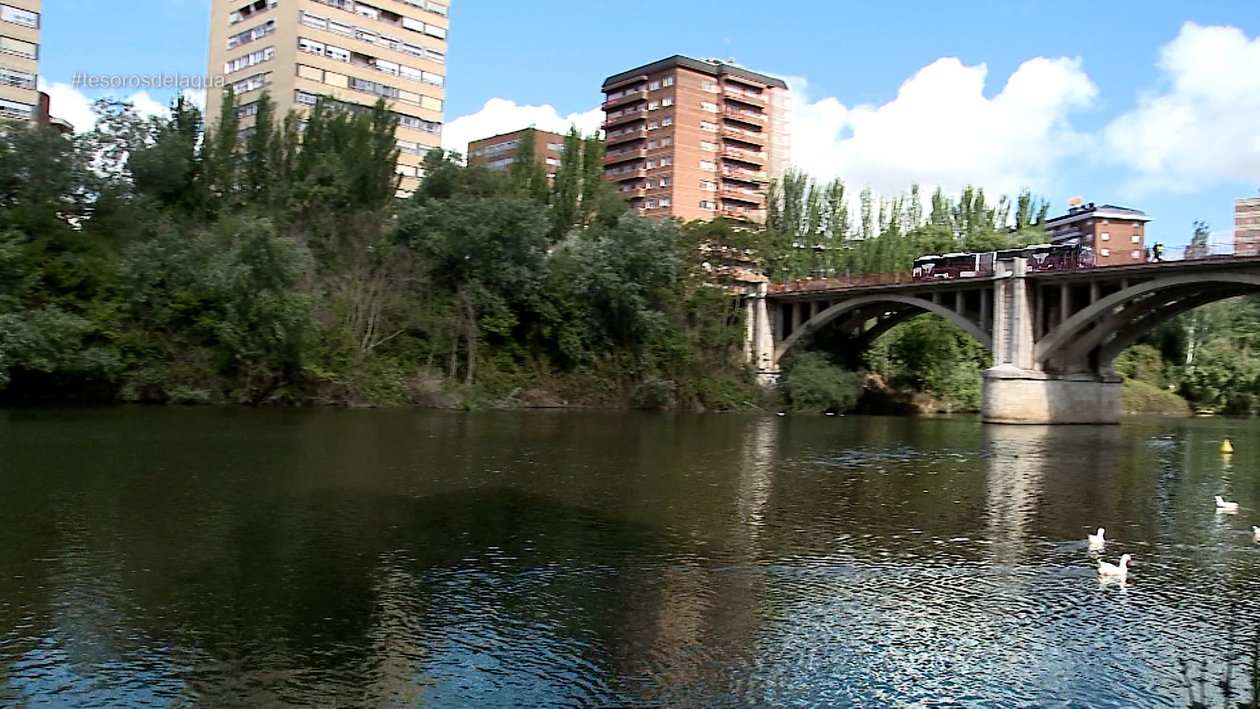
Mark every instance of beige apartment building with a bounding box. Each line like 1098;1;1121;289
466;128;565;177
0;0;40;122
601;55;791;224
1236;195;1260;257
206;0;448;193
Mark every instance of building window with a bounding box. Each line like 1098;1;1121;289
660;156;671;166
701;121;718;132
661;97;673;107
660;176;670;186
660;197;671;207
649;80;660;90
648;101;659;110
646;199;657;209
0;97;33;121
227;19;276;49
699;200;715;210
0;35;37;60
647;179;656;188
647;159;657;168
702;81;718;92
661;137;672;146
700;141;717;151
1131;234;1141;243
661;116;673;126
700;160;716;171
648;120;659;130
662;77;674;87
1101;232;1110;241
647;140;658;149
0;3;39;28
700;180;716;191
700;101;718;113
1100;248;1111;257
1132;250;1141;259
225;45;276;74
0;67;35;90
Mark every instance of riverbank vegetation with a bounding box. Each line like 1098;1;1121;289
0;95;764;409
0;97;1251;415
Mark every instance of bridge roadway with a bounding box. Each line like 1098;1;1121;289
744;254;1260;424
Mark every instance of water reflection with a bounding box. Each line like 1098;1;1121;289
4;409;1260;705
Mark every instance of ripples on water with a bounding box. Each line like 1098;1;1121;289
3;409;1260;706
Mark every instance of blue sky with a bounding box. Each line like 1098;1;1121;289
37;0;1260;247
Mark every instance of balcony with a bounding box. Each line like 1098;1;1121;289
602;88;649;110
723;85;767;105
605;167;647;181
720;188;764;204
721;146;767;163
605;126;647;146
604;106;648;128
721;125;765;145
721;207;767;222
722;166;769;183
723;107;767;124
605;146;647;164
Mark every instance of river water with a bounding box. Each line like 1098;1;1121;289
2;409;1260;706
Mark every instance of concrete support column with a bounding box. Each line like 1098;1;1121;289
748;283;778;384
984;257;1120;424
1060;284;1071;325
980;287;991;332
954;290;965;315
931;291;941;305
790;302;801;335
1090;281;1100;304
1034;284;1044;339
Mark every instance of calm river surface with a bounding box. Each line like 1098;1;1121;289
3;409;1260;706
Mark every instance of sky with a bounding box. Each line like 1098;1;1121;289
34;0;1260;247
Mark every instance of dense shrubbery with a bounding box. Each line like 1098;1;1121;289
779;352;862;413
0;95;763;410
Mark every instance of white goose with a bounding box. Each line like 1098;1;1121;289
1216;496;1240;514
1098;553;1132;579
1087;527;1105;550
1252;526;1260;543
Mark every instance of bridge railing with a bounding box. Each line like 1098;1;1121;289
767;271;913;294
1155;243;1236;262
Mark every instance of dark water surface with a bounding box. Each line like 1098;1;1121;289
3;409;1260;706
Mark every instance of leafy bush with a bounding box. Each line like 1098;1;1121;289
631;376;677;411
780;351;862;413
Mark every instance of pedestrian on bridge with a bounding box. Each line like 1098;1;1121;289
1153;242;1164;262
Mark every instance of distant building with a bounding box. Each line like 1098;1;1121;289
0;0;41;123
1045;202;1150;266
1236;195;1260;257
600;55;791;224
35;91;72;135
466;127;565;176
204;0;450;195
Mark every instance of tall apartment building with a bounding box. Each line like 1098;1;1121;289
601;55;790;223
1236;194;1260;257
1046;202;1150;267
467;128;565;176
206;0;448;193
0;1;40;123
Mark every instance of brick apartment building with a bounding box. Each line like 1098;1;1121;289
1236;194;1260;257
600;55;791;224
0;0;40;123
1046;202;1150;266
466;127;565;177
206;0;449;194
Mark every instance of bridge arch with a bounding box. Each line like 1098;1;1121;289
1036;273;1260;369
774;294;993;365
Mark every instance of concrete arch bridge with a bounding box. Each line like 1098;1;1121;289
744;255;1260;424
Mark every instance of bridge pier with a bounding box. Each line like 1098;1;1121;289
982;366;1122;424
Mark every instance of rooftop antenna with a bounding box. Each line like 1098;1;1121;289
725;37;733;63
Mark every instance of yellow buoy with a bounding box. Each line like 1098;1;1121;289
1221;439;1235;455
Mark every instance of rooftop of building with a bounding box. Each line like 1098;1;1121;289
1046;202;1152;226
602;55;789;92
468;127;566;148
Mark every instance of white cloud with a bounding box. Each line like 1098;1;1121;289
441;98;603;156
788;56;1097;196
1104;22;1260;195
37;79;193;133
